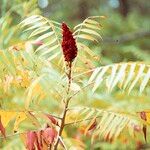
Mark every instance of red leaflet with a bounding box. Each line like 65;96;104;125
45;114;58;125
37;130;43;149
139;111;147;142
104;132;111;142
88;119;97;131
133;124;141;132
61;23;77;62
140;111;147;121
12;46;19;51
42;127;57;145
26;131;37;150
25;127;57;149
0;116;6;138
32;40;43;46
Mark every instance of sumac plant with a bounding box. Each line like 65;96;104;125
0;15;150;149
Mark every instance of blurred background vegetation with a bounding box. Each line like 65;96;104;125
0;0;149;149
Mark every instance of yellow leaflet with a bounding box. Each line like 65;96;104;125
62;130;67;138
19;133;27;146
25;75;45;109
0;110;16;127
146;112;150;124
14;112;27;132
13;69;30;88
3;75;13;93
19;71;30;88
67;138;85;150
25;112;41;128
8;42;27;51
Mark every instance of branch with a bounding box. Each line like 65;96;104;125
103;30;150;44
53;62;72;150
64;115;102;126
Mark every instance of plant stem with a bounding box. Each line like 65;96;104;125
53;62;72;150
67;62;72;94
53;99;69;150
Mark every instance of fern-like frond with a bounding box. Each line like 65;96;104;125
67;107;144;141
0;48;65;114
73;16;105;43
20;15;61;60
88;62;150;93
72;16;105;70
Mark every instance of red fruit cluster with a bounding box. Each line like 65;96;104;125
61;23;77;62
